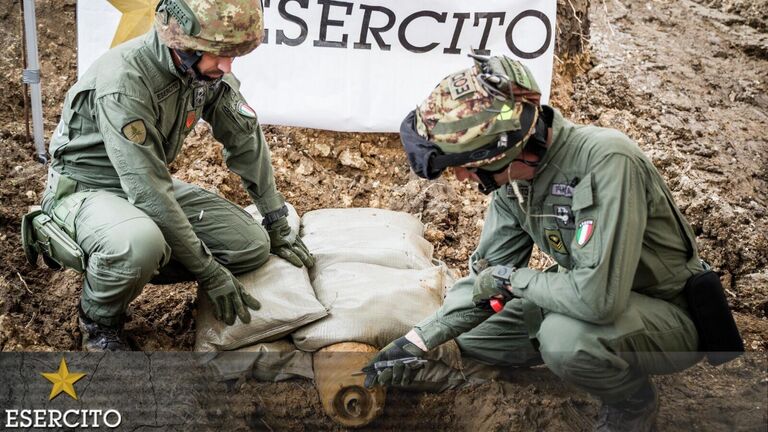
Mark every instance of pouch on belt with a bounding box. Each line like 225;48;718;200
22;208;86;273
684;269;744;365
22;170;88;273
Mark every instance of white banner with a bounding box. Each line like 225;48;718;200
78;1;557;132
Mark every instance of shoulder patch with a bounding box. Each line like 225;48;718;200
575;220;595;247
237;102;257;118
122;120;147;144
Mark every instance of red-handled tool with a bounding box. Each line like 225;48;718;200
490;298;505;313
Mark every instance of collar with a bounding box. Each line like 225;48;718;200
144;27;191;83
533;106;571;174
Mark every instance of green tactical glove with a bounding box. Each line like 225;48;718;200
198;263;261;325
266;217;315;268
362;336;427;388
472;265;517;312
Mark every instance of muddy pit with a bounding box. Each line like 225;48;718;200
0;0;766;430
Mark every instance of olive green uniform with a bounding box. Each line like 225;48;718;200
413;109;704;402
42;29;283;326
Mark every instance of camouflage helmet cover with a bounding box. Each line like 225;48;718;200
415;56;542;171
155;0;264;57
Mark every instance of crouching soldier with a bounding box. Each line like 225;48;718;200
22;0;313;351
363;56;742;431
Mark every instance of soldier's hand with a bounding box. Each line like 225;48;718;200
362;336;426;388
472;265;516;311
266;217;315;268
198;263;260;325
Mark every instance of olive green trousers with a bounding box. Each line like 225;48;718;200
450;282;703;403
42;178;270;327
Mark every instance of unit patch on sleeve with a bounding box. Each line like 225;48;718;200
237;102;257;118
545;229;568;254
575;220;595;247
121;119;147;144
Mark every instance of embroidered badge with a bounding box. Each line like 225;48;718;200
448;69;476;100
157;81;179;102
553;205;574;228
575;220;595;247
545;229;568;254
193;86;206;107
185;110;197;129
237;102;257;118
121;119;147;144
551;183;574;197
506;183;529;201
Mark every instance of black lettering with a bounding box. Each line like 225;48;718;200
262;0;270;43
398;11;447;53
505;10;551;59
354;4;396;50
473;12;505;55
443;13;470;54
275;0;309;46
313;0;353;48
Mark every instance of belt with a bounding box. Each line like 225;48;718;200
45;167;79;201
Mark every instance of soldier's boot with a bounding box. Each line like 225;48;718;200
595;380;659;432
78;308;132;352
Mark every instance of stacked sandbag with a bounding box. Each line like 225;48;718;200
292;208;452;351
195;204;328;352
300;208;434;274
202;340;314;382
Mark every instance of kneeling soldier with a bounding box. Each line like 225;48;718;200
23;0;313;351
363;55;741;431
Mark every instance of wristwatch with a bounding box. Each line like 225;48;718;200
491;265;515;291
261;205;289;228
489;265;516;313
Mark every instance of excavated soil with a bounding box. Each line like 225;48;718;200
0;0;766;430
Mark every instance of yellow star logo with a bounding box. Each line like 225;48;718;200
41;358;87;401
108;0;159;48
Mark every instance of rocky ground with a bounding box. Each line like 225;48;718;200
0;0;766;430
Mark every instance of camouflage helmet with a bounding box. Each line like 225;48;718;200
414;55;542;172
155;0;264;57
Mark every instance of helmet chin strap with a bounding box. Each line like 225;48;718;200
474;114;550;195
173;48;218;82
475;169;501;195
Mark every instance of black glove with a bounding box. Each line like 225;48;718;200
362;336;427;388
266;217;315;268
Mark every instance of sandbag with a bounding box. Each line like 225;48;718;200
292;262;452;351
203;339;314;382
301;208;424;237
195;203;328;351
302;225;434;275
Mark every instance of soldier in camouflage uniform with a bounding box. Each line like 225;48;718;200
364;56;706;431
38;0;313;351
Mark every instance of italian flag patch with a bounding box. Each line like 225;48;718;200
576;220;595;247
237;102;257;118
